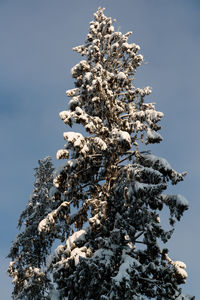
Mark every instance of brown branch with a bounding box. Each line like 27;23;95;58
118;151;135;165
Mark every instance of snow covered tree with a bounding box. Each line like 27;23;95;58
8;157;55;299
8;7;194;300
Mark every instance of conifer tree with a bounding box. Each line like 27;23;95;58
8;7;194;300
8;157;55;299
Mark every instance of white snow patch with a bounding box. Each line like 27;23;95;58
84;72;92;83
146;128;163;142
175;266;188;280
71;247;87;265
175;194;189;207
66;229;87;250
59;110;70;121
66;88;79;97
69;96;80;109
112;250;140;285
174;261;187;269
75;106;83;115
63;132;84;143
38;202;69;233
89;214;100;226
38;218;49;233
93;248;113;265
173;260;188;280
142;154;172;171
80;144;90;156
111;129;131;147
56;149;69;160
162;194;189;208
145;109;164;121
94;137;107;151
117;72;126;81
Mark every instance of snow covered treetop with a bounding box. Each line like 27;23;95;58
47;8;191;299
8;7;192;300
59;7;163;151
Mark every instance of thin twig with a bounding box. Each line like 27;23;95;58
121;113;131;119
139;276;160;284
118;151;135;164
134;231;144;240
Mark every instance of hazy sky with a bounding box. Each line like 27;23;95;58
1;1;199;298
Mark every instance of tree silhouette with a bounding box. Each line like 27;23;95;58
8;7;194;300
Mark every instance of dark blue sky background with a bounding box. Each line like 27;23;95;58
1;1;199;298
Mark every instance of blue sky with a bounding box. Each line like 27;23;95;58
1;1;199;298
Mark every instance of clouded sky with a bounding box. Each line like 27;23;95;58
1;1;199;298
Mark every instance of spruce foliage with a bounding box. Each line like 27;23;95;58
8;8;194;300
8;157;55;299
